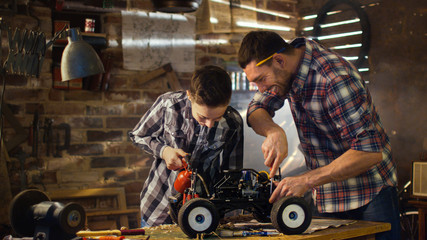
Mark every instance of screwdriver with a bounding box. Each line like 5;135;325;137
269;167;282;195
270;167;273;195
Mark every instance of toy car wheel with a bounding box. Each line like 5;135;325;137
271;196;312;235
178;198;220;238
168;193;183;224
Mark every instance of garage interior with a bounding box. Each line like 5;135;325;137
0;0;425;238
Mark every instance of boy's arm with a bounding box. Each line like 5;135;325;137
129;96;167;159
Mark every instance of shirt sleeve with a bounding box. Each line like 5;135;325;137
222;108;244;170
247;90;286;127
128;96;167;158
326;75;384;152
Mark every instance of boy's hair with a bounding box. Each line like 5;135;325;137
238;31;293;69
189;65;231;107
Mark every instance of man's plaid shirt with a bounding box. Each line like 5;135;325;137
130;91;243;226
248;38;397;213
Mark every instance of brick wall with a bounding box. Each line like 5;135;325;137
1;0;298;207
0;1;298;230
1;7;164;210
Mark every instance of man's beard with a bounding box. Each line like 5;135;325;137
273;66;294;97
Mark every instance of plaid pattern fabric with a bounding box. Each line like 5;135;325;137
129;91;243;226
247;38;396;213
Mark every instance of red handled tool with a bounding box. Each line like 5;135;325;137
98;237;124;240
120;229;145;235
78;228;145;237
173;154;192;194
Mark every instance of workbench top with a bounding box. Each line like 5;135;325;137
139;219;390;240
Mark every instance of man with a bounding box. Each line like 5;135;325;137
129;65;243;227
238;31;398;239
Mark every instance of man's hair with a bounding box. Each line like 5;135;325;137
238;31;293;69
189;65;231;107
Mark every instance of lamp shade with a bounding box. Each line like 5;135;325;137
61;28;105;81
152;0;202;13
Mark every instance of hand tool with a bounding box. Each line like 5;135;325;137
218;230;279;237
173;154;192;194
98;237;124;240
77;230;121;237
77;228;145;237
270;167;273;195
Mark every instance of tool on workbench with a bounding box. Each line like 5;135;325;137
119;229;146;235
77;229;145;237
218;229;279;237
76;236;149;240
98;237;125;240
2;235;33;240
77;230;120;237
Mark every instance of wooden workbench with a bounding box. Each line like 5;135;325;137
140;219;390;240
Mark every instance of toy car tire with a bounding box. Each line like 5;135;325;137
178;198;220;238
271;196;312;235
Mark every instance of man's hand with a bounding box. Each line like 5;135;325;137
162;146;188;170
268;150;383;203
262;128;288;177
269;175;310;203
247;109;288;177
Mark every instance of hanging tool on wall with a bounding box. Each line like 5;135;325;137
2;25;47;77
42;118;53;157
53;123;70;158
30;116;71;158
29;110;39;158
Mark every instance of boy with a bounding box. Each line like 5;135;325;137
129;65;243;227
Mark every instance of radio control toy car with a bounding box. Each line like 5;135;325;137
169;165;312;238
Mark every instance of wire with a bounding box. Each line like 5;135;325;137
196;173;211;197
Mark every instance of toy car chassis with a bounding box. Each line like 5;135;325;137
168;168;312;238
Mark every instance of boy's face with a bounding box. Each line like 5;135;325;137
187;91;228;128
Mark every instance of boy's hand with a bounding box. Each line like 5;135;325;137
162;146;188;170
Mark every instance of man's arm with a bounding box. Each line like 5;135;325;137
248;108;288;177
269;149;382;202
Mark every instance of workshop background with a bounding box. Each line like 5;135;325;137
0;0;425;235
